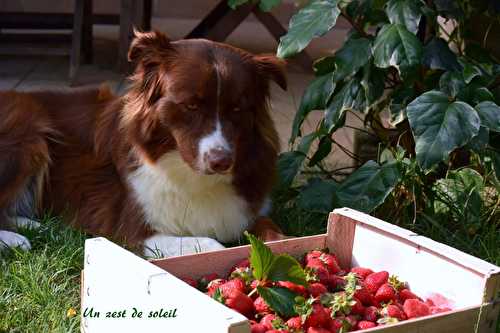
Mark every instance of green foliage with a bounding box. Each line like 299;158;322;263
266;0;500;269
257;286;298;317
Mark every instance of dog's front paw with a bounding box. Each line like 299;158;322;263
0;230;31;250
143;235;225;258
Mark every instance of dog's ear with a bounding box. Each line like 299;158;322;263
253;54;287;91
128;29;174;106
128;29;172;65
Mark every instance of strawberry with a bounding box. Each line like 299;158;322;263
250;322;267;333
364;271;389;294
207;278;227;296
375;283;396;303
254;296;271;314
222;289;255;317
220;278;246;294
319;253;341;274
304;303;330;328
399;288;420;302
403;299;430;319
381;304;404;320
285;316;302;330
265;330;288;333
351;297;365;315
363;306;379;322
181;277;197;288
351;267;374;280
354;285;375;306
306;260;331;286
260;314;278;330
328;275;346;291
305;250;324;264
230;259;250;273
345;315;358;328
357;320;377;330
308;282;328;297
328;318;350;333
277;281;307;296
307;327;330;333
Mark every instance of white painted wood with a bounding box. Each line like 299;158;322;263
330;208;500;309
82;237;249;333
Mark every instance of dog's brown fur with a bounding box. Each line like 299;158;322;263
0;30;286;248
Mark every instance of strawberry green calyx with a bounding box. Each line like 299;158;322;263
343;272;360;296
271;317;287;330
321;292;356;317
230;267;253;284
213;288;225;304
304;267;319;282
389;275;405;291
377;316;400;325
293;296;315;323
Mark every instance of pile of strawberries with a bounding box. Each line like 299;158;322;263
182;247;451;332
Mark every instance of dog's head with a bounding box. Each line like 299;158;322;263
122;30;286;175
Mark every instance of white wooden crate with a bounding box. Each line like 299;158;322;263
81;208;500;332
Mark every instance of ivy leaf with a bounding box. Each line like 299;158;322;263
467;126;489;152
268;255;308;286
439;71;465;98
475;101;500;132
245;232;275;281
407;90;481;170
257;286;298;317
361;64;385;105
313;56;336;75
278;0;341;58
278;151;306;187
332;37;372;81
227;0;249;9
292;73;335;141
373;23;422;77
325;78;365;131
385;0;422;34
462;63;482;84
297;132;318;155
258;0;281;11
309;136;332;166
298;178;338;213
334;160;402;213
423;37;461;71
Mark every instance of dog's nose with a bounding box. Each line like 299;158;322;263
206;147;233;173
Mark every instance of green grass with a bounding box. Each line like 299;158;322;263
0;216;86;332
0;191;498;332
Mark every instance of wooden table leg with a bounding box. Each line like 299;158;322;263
70;0;92;84
118;0;152;73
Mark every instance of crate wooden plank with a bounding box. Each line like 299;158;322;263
326;212;357;269
151;234;326;279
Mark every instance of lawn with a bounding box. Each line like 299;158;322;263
1;190;499;332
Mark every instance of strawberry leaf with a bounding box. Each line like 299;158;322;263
212;288;225;304
257;286;298;317
245;231;275;281
268;254;308;286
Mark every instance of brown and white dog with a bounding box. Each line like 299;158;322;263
0;30;287;256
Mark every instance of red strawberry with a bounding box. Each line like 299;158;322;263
260;314;278;330
220;278;246;294
277;281;307;296
305;303;330;328
364;271;389;294
223;289;255;317
265;330;288;333
351;267;374;280
250;322;267;333
363;306;379;322
207;278;227;296
305;250;324;264
286;317;302;330
319;253;341;274
345;315;358;328
328;275;346;291
375;283;396;303
328;318;349;333
357;320;377;329
308;282;328;297
399;289;421;302
307;327;330;333
351;297;365;315
354;286;375;306
306;260;331;286
230;259;250;273
403;299;430;319
254;296;271;314
181;277;197;288
382;304;405;320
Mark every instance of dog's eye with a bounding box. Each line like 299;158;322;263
185;103;198;111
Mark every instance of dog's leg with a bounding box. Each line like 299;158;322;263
0;230;31;250
12;216;41;230
143;234;225;258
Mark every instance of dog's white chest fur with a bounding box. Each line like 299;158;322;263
128;151;251;243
